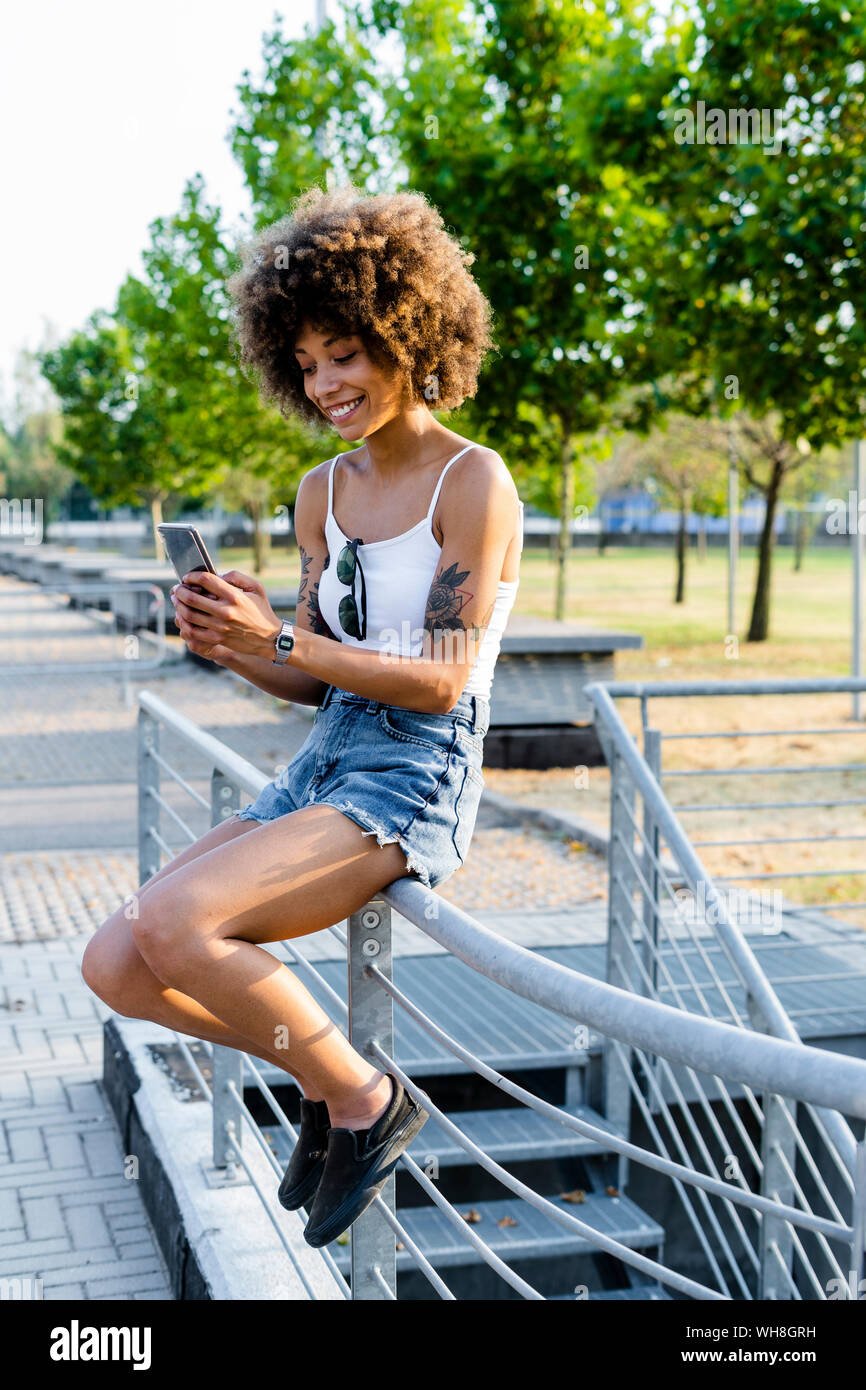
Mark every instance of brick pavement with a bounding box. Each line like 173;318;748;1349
0;936;172;1300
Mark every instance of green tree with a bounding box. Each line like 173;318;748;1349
230;0;684;617
116;176;318;567
629;0;866;638
0;349;74;524
40;313;184;553
42;178;321;561
610;412;729;602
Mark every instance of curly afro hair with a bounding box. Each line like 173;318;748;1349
227;184;496;427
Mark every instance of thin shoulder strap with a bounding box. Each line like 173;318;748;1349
426;445;476;521
326;455;339;523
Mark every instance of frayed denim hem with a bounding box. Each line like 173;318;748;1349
330;798;434;890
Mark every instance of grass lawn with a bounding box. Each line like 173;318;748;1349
220;538;857;680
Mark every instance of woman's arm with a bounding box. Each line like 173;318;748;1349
172;451;519;713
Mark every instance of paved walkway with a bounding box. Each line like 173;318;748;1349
0;937;172;1299
0;574;609;1300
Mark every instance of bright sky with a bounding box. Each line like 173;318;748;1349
0;0;321;419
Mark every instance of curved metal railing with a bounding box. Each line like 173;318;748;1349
135;686;866;1301
585;676;866;1302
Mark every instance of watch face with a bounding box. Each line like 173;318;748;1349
276;629;294;652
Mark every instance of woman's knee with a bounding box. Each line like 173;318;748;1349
81;922;157;1016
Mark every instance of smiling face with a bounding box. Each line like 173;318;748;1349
294;323;410;439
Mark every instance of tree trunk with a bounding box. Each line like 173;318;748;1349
674;494;688;603
555;431;575;620
251;501;269;575
746;460;785;642
149;493;165;561
793;505;808;571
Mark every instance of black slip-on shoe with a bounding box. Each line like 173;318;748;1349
302;1075;429;1248
278;1097;330;1212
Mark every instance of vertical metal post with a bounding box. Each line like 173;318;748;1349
347;897;396;1300
852;440;863;721
211;768;243;1171
747;994;796;1299
641;729;662;1004
728;429;739;638
211;767;239;828
120;585;132;711
605;750;638;1189
137;707;161;884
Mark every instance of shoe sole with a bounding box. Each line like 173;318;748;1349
304;1100;430;1248
278;1158;325;1213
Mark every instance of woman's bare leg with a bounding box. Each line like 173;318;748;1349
83;814;325;1099
124;802;415;1129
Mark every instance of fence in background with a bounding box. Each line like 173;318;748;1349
0;579;172;701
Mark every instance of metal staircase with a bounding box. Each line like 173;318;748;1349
260;946;671;1299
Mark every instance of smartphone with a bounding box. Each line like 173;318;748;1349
157;524;217;595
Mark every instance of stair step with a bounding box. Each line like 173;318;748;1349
264;1103;624;1173
333;1193;665;1273
264;948;608;1076
405;1104;624;1166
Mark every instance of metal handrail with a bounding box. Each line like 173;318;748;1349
136;686;866;1301
595;677;866;698
585;680;861;1174
0;580;172;677
379;877;866;1120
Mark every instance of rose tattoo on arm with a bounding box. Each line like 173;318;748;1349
298;544;335;638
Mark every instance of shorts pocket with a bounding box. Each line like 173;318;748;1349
378;705;455;755
452;763;485;864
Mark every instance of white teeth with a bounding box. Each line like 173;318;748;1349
329;396;363;419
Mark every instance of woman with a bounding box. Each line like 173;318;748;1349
82;185;524;1250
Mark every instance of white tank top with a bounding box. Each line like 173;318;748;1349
316;445;523;702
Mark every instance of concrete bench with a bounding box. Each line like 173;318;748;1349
486;617;644;769
97;561;177;628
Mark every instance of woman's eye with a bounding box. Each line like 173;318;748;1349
300;351;356;376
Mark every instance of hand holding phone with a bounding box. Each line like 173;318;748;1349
161;527;282;664
157;523;216;595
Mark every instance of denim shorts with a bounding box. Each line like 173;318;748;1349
236;684;490;890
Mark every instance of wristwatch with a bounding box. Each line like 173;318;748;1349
272;620;295;665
